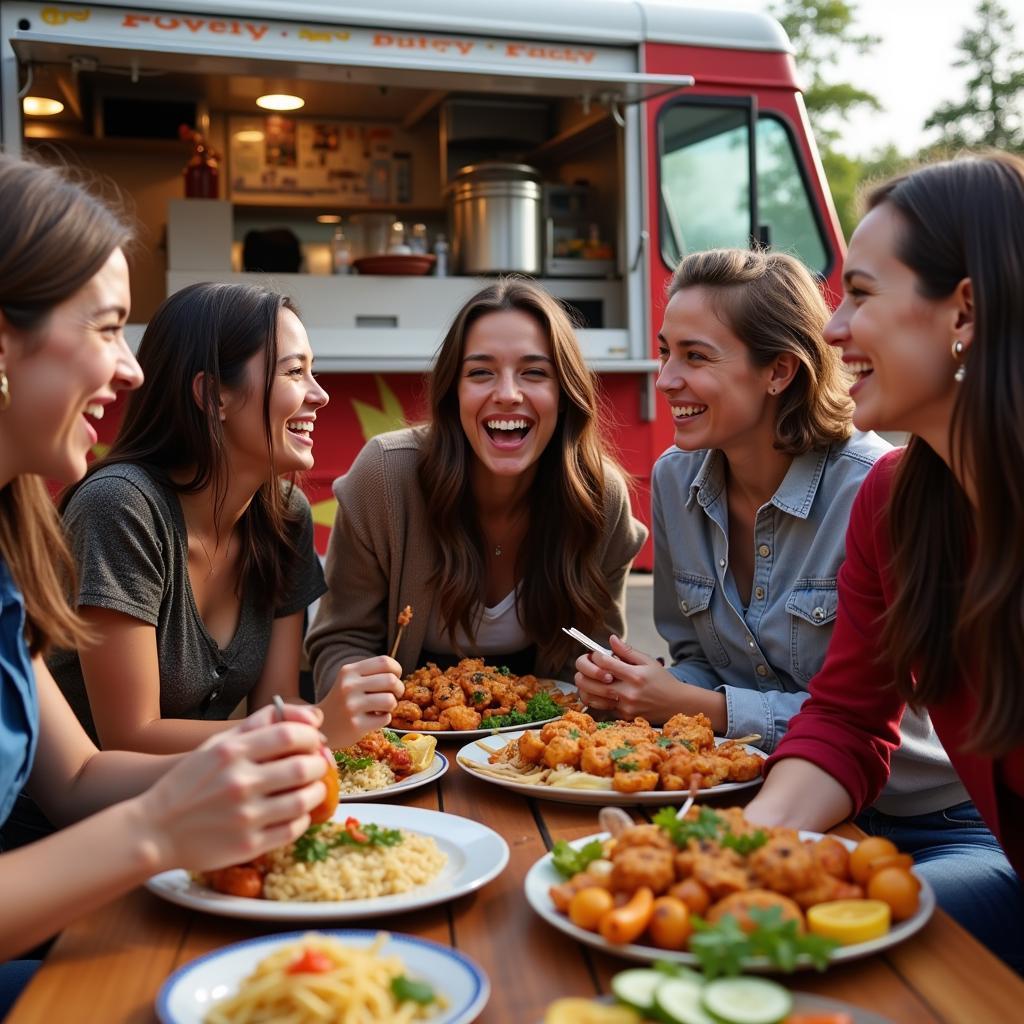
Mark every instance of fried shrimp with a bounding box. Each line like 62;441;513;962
662;712;715;751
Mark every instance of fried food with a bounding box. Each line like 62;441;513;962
748;833;817;894
392;658;578;731
611;845;676;895
706;889;806;934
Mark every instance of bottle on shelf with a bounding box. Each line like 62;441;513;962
330;224;352;275
409;223;428;254
434;233;449;277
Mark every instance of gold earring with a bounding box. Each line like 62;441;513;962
0;371;9;411
952;339;966;383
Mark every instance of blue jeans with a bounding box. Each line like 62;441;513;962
856;800;1024;972
0;961;40;1020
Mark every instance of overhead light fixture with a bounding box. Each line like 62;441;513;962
233;129;265;143
317;214;342;224
256;94;304;111
23;95;64;116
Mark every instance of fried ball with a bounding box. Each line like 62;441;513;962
516;729;547;765
579;742;614;776
404;684;433;707
659;751;729;791
610;845;676;895
612;768;660;793
611;825;674;854
713;744;765;782
748;834;817;894
392;700;423;722
691;850;751;899
440;705;482;730
544;736;582;768
432;680;466;710
662;712;715;751
706;889;805;934
810;836;852;881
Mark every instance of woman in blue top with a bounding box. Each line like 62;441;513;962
0;154;329;1005
574;247;1023;969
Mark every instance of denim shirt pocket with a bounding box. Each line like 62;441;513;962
787;580;838;685
674;572;730;667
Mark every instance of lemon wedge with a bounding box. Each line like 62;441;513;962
399;732;437;772
544;999;641;1024
806;899;891;945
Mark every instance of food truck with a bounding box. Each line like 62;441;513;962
0;0;845;563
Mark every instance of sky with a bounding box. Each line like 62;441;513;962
726;0;1024;158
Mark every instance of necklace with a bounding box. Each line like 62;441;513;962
193;533;217;579
486;506;528;558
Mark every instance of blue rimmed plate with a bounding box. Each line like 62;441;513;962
157;929;489;1024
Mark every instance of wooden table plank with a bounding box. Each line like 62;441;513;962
441;757;602;1023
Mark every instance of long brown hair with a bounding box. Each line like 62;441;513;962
875;152;1024;755
419;278;617;667
0;153;132;655
669;248;854;454
64;282;305;606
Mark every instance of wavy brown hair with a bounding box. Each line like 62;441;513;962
419;278;618;668
0;153;132;655
873;152;1024;755
64;282;305;607
669;248;854;455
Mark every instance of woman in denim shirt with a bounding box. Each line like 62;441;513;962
575;248;1020;967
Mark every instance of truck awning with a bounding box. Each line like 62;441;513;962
11;4;693;104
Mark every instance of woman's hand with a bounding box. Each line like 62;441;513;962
319;655;405;747
574;635;727;729
132;703;328;874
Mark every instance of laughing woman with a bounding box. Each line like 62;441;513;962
305;279;647;707
40;283;404;759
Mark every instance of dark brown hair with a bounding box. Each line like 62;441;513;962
872;152;1024;755
65;282;304;606
669;248;854;454
0;153;132;655
419;278;618;668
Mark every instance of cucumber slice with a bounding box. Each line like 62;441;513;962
700;977;794;1024
610;969;665;1013
653;977;716;1024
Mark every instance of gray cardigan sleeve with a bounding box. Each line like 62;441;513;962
304;439;393;699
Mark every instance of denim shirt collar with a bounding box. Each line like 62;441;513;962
686;446;830;521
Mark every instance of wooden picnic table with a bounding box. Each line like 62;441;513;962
8;750;1024;1024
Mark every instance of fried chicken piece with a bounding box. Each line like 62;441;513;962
432;679;466;710
810;836;852;880
544;735;582;768
403;684;433;707
515;729;547;765
659;751;729;791
392;700;422;723
612;768;660;793
560;709;598;734
579;742;614;777
397;605;413;627
440;705;482;730
692;850;751;899
713;744;764;782
611;825;674;853
420;705;440;722
662;712;715;751
706;890;805;934
748;833;817;894
791;868;864;910
611;845;676;895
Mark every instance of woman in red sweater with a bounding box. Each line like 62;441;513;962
745;151;1024;970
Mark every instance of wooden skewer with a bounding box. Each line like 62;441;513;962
388;605;413;660
719;733;762;748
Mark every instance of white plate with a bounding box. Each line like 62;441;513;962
340;752;448;802
457;733;766;805
146;803;509;921
157;929;489;1024
392;679;581;741
525;831;935;971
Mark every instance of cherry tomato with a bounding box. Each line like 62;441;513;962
867;866;921;922
648;896;693;950
669;877;711;916
849;837;898;885
287;949;334;974
568;886;615;931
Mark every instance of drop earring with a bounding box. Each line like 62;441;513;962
0;370;9;411
952;339;966;383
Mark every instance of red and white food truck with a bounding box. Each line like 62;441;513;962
1;0;845;564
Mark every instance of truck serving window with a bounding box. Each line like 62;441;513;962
658;101;830;275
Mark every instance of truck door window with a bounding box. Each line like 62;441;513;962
756;115;829;274
659;102;754;265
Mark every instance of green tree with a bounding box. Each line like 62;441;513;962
923;0;1024;151
769;1;883;237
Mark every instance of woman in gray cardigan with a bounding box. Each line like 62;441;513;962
307;279;647;701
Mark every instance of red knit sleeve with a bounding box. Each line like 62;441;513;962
764;451;906;812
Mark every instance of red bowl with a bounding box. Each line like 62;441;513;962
353;254;436;276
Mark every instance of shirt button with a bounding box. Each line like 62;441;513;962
719;558;726;568
747;639;755;648
755;664;768;677
812;607;825;620
754;586;765;600
758;544;771;558
214;664;228;677
680;600;690;612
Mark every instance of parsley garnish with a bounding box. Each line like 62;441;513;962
596;721;614;729
689;907;837;978
721;829;769;855
391;975;436;1005
471;690;487;704
653;805;722;846
610;745;634;761
497;665;511;676
657;736;675;748
381;728;400;744
551;838;605;878
292;823;403;863
569;728;581;739
334;750;374;772
481;692;561;729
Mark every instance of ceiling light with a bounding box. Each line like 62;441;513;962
317;214;342;224
234;129;265;143
23;96;64;116
256;94;304;111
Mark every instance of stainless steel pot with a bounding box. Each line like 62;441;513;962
448;163;542;274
